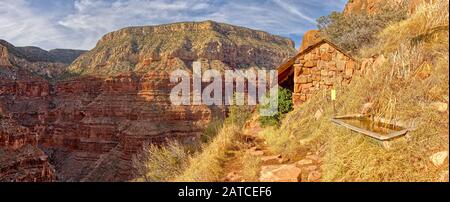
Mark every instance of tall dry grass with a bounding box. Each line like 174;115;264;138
241;151;262;182
132;141;190;182
174;125;242;182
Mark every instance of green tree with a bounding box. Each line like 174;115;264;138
258;87;293;127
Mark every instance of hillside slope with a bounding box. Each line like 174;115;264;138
0;39;86;79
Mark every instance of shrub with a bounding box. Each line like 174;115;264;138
258;87;293;127
317;4;407;55
201;119;224;143
241;151;261;182
132;140;189;182
225;94;252;127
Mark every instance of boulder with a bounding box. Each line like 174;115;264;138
259;164;302;182
223;172;242;182
304;165;318;172
306;154;321;162
430;151;448;167
307;171;322;182
249;150;265;156
361;102;374;115
296;159;314;167
314;109;324;120
299;30;322;52
260;155;285;165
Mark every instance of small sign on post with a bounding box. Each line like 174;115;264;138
331;89;337;115
331;89;337;101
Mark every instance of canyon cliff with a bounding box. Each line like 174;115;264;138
0;40;85;181
0;21;296;181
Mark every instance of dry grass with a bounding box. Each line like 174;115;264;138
201;119;224;143
132;141;190;182
240;151;262;182
259;1;449;182
361;0;449;57
134;119;245;182
174;125;243;182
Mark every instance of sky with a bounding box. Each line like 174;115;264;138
0;0;347;50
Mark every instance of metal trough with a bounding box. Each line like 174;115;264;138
331;114;410;141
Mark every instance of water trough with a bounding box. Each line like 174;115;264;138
331;114;411;141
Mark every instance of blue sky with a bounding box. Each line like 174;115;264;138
0;0;347;50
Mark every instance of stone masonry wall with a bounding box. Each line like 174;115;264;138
292;42;361;106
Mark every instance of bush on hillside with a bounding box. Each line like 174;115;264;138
175;125;242;182
201;119;224;143
132;140;190;182
259;87;294;127
317;5;407;55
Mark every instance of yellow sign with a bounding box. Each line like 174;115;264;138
331;90;337;101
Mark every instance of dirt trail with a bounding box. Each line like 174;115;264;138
221;113;324;182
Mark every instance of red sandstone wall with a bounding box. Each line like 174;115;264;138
292;43;360;105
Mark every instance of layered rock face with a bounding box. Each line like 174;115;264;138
0;39;84;182
1;42;59;182
41;72;220;181
68;21;295;76
0;113;55;182
1;21;296;181
0;40;86;79
299;30;323;52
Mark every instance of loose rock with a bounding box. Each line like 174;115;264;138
304;165;318;172
259;164;302;182
361;102;374;115
430;151;448;167
307;171;322;182
314;109;324;120
261;155;284;165
306;154;321;162
296;159;314;167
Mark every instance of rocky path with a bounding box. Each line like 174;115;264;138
222;113;323;182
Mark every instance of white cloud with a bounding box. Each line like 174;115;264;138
272;0;316;24
0;0;67;49
0;0;346;50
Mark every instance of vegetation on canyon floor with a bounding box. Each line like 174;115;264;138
134;0;449;182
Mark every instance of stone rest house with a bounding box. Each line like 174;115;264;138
277;39;361;106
